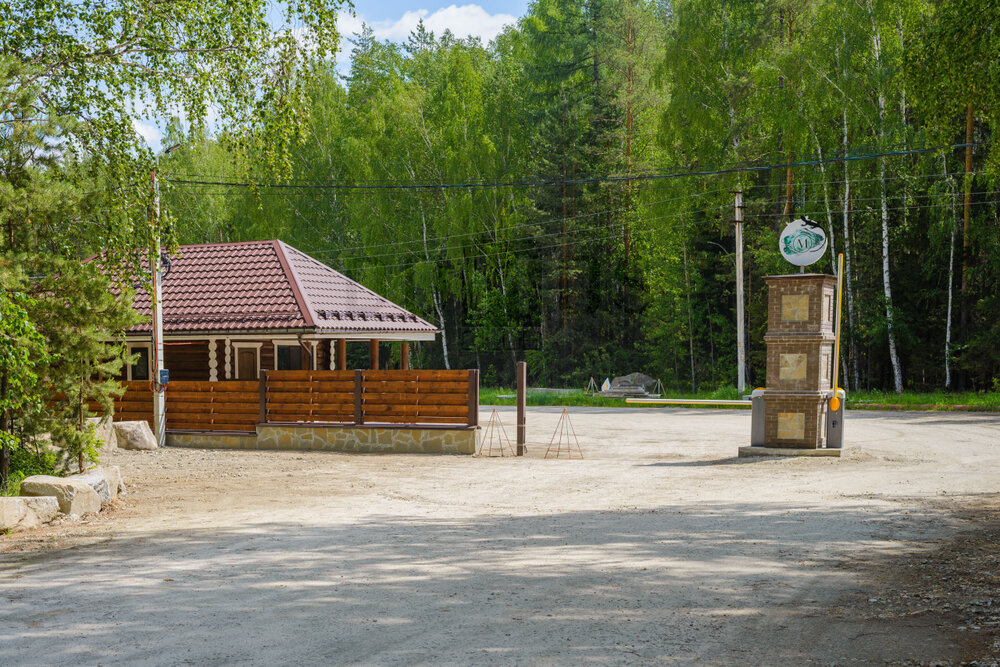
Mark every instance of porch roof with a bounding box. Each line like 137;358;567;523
112;240;438;336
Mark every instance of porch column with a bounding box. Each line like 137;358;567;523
400;342;409;370
370;339;380;370
208;339;219;381
337;339;346;371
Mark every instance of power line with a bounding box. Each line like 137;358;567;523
163;141;987;191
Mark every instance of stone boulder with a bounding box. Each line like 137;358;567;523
20;476;101;515
0;496;61;531
88;416;117;452
23;496;60;524
101;466;126;497
0;497;28;531
73;470;111;503
114;421;158;450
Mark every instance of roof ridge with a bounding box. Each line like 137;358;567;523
271;240;316;327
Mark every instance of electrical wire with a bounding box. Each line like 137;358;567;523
163;141;988;191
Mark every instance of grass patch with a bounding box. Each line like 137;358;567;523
480;387;1000;411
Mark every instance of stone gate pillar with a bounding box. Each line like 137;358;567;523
762;274;836;448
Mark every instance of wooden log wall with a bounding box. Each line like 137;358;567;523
165;380;258;432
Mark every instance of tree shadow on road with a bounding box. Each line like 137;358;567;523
0;498;984;666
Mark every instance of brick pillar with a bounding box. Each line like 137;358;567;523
762;274;836;448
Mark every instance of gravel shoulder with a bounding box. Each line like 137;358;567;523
1;407;998;665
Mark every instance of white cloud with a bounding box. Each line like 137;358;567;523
338;4;517;44
132;118;163;150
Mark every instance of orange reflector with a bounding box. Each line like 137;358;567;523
829;396;840;411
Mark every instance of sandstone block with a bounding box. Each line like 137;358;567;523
22;496;60;524
0;497;27;531
20;476;101;515
114;421;158;450
101;466;126;497
72;470;111;503
88;416;117;451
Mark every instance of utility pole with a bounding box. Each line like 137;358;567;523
149;143;180;447
734;187;746;393
150;167;166;447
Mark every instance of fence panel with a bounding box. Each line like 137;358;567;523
265;370;356;423
165;380;258;432
114;381;154;428
361;370;477;426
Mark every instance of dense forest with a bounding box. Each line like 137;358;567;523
5;0;999;396
154;0;1000;393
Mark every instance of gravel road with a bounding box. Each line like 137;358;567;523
2;407;998;665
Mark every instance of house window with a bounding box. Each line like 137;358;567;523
276;344;303;371
129;346;150;381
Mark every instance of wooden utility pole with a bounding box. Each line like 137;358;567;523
734;187;746;393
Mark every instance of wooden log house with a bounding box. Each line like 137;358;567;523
107;240;438;383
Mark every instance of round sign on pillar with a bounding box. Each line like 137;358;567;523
779;218;828;267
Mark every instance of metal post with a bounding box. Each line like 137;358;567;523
467;369;479;427
734;186;746;393
151;169;166;447
516;361;526;455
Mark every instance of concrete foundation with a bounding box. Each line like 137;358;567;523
167;424;478;455
738;446;841;458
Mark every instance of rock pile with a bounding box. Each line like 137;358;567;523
1;466;126;533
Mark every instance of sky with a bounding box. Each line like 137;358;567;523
134;2;529;149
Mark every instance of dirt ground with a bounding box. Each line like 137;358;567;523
1;407;999;665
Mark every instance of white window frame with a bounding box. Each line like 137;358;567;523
232;342;263;379
127;342;152;381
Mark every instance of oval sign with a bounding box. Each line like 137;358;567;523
780;219;827;267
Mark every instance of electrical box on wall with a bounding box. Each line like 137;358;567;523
159;369;170;386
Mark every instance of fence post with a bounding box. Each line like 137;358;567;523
467;369;479;427
516;361;526;455
258;371;267;424
354;369;364;425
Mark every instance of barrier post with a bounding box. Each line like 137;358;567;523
516;361;526;456
354;370;364;425
467;369;479;427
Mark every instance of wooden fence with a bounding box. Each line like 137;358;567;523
166;380;259;431
264;369;479;426
114;381;154;426
104;370;479;433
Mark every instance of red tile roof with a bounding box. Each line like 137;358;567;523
115;240;437;336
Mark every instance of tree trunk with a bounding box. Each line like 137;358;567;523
842;108;860;391
871;11;903;393
959;104;973;389
944;156;956;388
1;371;9;491
682;243;697;393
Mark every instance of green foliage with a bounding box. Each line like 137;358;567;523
159;0;999;393
0;282;48;490
0;0;348;266
5;254;141;473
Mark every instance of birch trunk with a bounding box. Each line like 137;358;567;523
871;11;903;393
842;109;860;390
682;242;697;393
417;199;451;370
944;156;956;388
